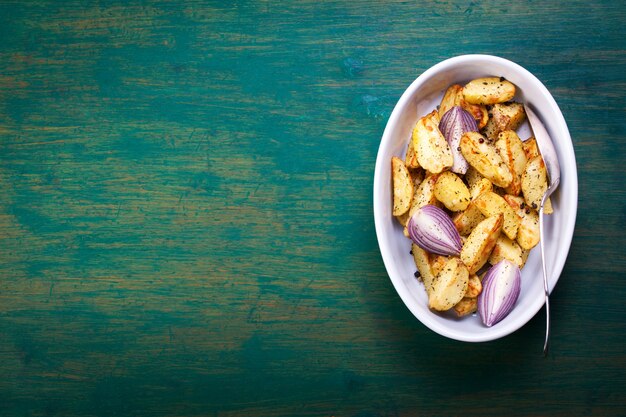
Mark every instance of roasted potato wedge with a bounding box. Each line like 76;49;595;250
453;297;478;317
473;191;520;240
482;102;526;139
518;211;540;250
404;174;443;237
411;110;453;174
404;174;443;236
462;77;516;105
430;255;448;278
412;243;435;295
465;274;483;298
408;174;440;214
438;84;463;118
460;213;503;274
464;166;485;190
428;257;469;311
395;167;424;226
469;177;493;200
488;234;525;268
428;109;441;124
460;131;513;188
521;155;553;214
434;171;471;212
519;249;530;269
502;194;524;210
461;101;489;129
452;202;486;236
522;136;540;160
496;130;527;196
503;195;540;250
391;157;413;216
405;136;420;169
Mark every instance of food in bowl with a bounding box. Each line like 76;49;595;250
391;77;553;327
373;55;577;342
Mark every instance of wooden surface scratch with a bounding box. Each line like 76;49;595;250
0;0;625;416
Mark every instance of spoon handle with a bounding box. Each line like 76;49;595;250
539;200;550;356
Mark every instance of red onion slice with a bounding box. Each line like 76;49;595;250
478;260;521;327
407;205;462;256
439;106;478;174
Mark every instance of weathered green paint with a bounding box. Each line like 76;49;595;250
0;0;624;416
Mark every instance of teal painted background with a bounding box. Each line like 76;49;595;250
0;1;624;416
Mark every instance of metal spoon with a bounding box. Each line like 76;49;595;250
524;104;561;357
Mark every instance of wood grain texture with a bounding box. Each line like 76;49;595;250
0;0;624;416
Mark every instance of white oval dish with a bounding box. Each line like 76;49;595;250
373;55;578;342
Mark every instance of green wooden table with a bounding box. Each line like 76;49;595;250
1;1;624;416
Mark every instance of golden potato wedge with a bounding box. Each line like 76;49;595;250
496;130;527;196
405;136;420;169
464;166;485;190
482;102;526;139
408;174;440;214
412;243;435;295
453;297;478;317
391;156;413;216
473;191;520;240
462;77;516;105
427;107;441;125
430;255;448;278
469;177;493;200
518;211;540;250
404;174;443;237
465;274;483;298
460;213;503;274
461;100;489;129
494;102;525;129
521;155;553;214
460;131;513;188
440;87;488;129
438;84;463;118
411;110;453;174
522;136;540;160
452;202;486;236
503;194;541;250
482;118;499;141
434;171;471;212
521;248;530;268
396;168;424;226
428;257;469;311
488;234;525;268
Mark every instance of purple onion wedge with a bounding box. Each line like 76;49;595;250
478;260;521;327
439;106;478;174
407;205;462;256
